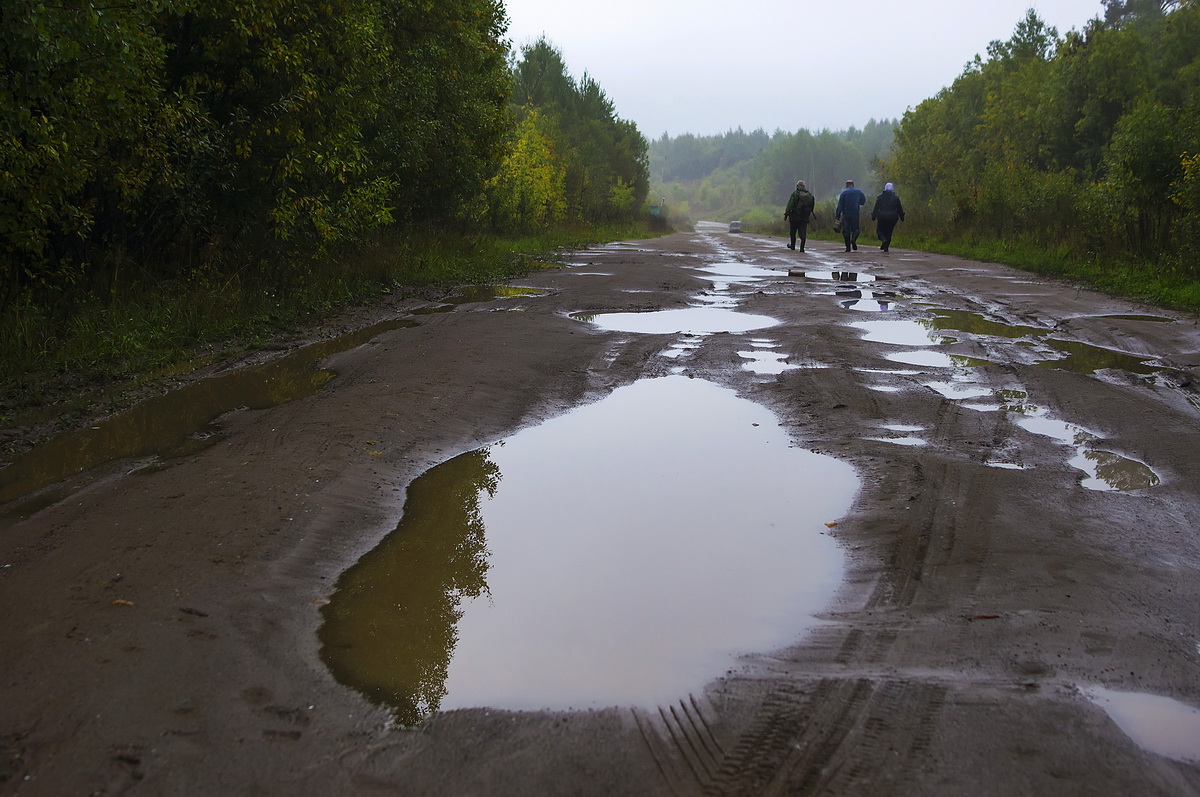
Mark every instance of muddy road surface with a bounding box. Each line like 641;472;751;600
2;224;1200;795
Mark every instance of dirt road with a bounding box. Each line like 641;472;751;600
2;225;1200;795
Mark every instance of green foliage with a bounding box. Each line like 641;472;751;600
0;0;173;298
500;38;650;229
484;108;567;232
0;0;514;310
884;4;1200;283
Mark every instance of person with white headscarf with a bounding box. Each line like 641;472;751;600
870;182;905;252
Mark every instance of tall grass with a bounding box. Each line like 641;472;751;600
0;222;660;391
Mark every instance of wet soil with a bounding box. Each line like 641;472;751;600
3;227;1200;795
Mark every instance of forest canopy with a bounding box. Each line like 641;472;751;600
649;121;896;226
0;3;648;314
885;1;1200;271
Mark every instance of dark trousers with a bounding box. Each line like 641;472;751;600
876;215;899;248
789;218;809;249
841;215;861;248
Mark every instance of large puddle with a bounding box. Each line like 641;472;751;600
0;319;415;505
319;376;859;724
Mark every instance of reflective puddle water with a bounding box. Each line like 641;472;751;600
694;262;780;281
571;307;779;334
922;309;1049;339
0;319;415;504
1097;315;1174;323
1035;339;1160;375
319;376;859;724
1086;687;1200;764
852;320;955;347
836;289;897;300
737;339;797;375
412;285;551;315
795;271;877;282
841;299;897;312
1015;412;1160;491
884;351;990;369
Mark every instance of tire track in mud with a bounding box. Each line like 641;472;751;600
635;679;949;796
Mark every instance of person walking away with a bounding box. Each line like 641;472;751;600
871;182;905;252
783;180;816;251
835;179;866;251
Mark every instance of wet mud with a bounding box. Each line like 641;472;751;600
2;224;1200;795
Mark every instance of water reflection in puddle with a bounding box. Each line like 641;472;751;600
694;262;780;280
852;320;954;346
319;376;859;723
412;285;551;315
924;381;995;400
1015;412;1160;491
923;309;1048;339
661;335;704;359
884;350;989;369
1035;339;1160;375
836;289;897;300
1087;687;1200;764
738;349;796;375
865;436;926;447
841;300;896;312
794;271;877;282
0;319;415;504
1097;315;1174;323
571;307;779;334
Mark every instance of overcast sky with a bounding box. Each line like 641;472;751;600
501;0;1107;138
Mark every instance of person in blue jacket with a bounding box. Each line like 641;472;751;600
835;179;866;252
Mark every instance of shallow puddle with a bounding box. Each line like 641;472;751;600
841;299;897;312
1015;413;1159;491
319;376;859;724
1087;687;1200;764
571;307;779;334
661;335;705;359
738;348;797;375
795;271;877;282
1034;339;1160;376
884;350;990;369
1097;315;1173;323
924;381;995;400
694;262;780;280
851;320;955;347
922;309;1048;339
836;289;897;300
412;285;551;314
865;436;926;447
0;319;415;504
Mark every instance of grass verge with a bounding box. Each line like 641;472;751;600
0;221;659;438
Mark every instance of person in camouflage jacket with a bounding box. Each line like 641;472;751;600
783;180;816;251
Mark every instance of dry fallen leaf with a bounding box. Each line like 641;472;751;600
111;599;135;607
824;521;839;528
